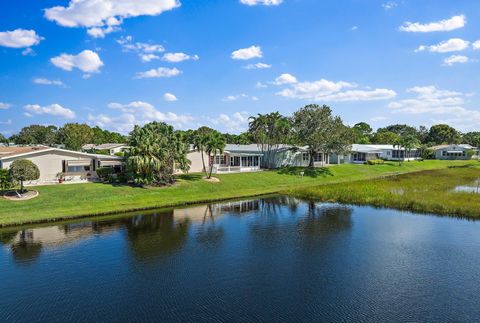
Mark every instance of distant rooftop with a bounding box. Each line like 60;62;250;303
0;146;50;158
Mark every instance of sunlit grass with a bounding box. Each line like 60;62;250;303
289;165;480;218
0;160;477;226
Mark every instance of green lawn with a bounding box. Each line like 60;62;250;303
0;160;477;226
289;165;480;218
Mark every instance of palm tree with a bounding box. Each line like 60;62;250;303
205;132;226;179
192;133;208;176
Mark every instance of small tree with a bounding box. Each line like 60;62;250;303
0;169;12;190
9;160;40;193
205;132;226;179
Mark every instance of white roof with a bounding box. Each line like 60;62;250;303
0;146;123;161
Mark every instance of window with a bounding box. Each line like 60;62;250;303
314;152;323;162
67;165;90;173
302;153;309;162
212;155;226;165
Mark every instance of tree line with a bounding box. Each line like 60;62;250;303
3;104;480;187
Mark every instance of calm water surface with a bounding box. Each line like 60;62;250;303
1;196;480;322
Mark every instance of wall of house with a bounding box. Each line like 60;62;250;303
2;151;98;184
176;150;210;174
435;148;470;160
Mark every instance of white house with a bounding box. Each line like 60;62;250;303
343;144;421;163
82;143;129;155
0;146;123;185
431;144;479;160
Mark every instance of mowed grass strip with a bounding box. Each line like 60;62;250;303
289;165;480;218
0;160;476;226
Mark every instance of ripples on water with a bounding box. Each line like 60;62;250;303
1;196;480;322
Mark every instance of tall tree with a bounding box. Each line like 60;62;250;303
427;124;461;145
126;122;189;185
204;131;226;179
249;112;292;168
377;124;419;138
59;123;94;151
12;125;59;146
9;160;40;193
462;132;480;147
91;126;126;144
292;104;351;167
0;133;7;145
371;131;401;144
352;122;373;144
192;127;214;176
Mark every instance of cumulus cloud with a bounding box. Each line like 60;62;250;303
24;103;76;119
256;81;268;88
0;29;43;48
276;77;396;102
244;62;271;69
240;0;282;5
162;52;199;63
382;1;397;10
443;55;470;66
0;103;12;110
117;36;165;62
274;73;298;85
88;101;192;133
473;40;480;50
33;78;65;87
400;15;466;32
222;94;259;102
388;86;480;130
163;93;178;101
45;0;180;37
415;38;469;53
51;50;104;74
206;112;250;132
231;45;263;60
135;67;182;79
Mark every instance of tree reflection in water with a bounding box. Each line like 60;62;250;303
195;205;224;247
123;210;190;262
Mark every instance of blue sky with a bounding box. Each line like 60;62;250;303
1;0;480;135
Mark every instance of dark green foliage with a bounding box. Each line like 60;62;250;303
11;125;59;146
0;169;12;190
96;167;115;180
9;160;40;193
427;124;461;145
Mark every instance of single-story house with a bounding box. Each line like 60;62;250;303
180;144;331;174
430;144;479;160
340;144;421;164
82;143;129;155
0;146;124;185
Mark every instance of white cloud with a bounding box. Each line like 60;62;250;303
351;26;358;31
400;15;466;33
382;1;397;10
473;40;480;50
244;62;271;69
274;73;298;85
45;0;180;37
88;101;192;133
255;81;268;88
206;112;250;132
0;29;43;48
163;93;178;101
51;50;104;73
162;52;199;63
33;78;65;87
240;0;282;5
0;103;12;110
117;36;165;62
443;55;470;66
231;45;263;60
135;67;182;79
388;86;480;130
415;38;469;53
24;104;76;119
371;116;387;122
222;94;248;102
276;77;396;102
0;120;12;126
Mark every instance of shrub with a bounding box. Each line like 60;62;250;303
0;168;13;190
9;160;40;193
366;159;385;165
96;167;114;180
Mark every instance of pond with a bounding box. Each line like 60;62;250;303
1;196;480;321
453;179;480;194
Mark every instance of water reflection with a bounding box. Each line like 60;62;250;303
0;197;352;265
453;179;480;194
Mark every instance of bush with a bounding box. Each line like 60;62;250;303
0;168;13;190
9;160;40;193
366;159;385;165
96;167;115;180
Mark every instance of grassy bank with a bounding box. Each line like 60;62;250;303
289;165;480;218
0;160;476;226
